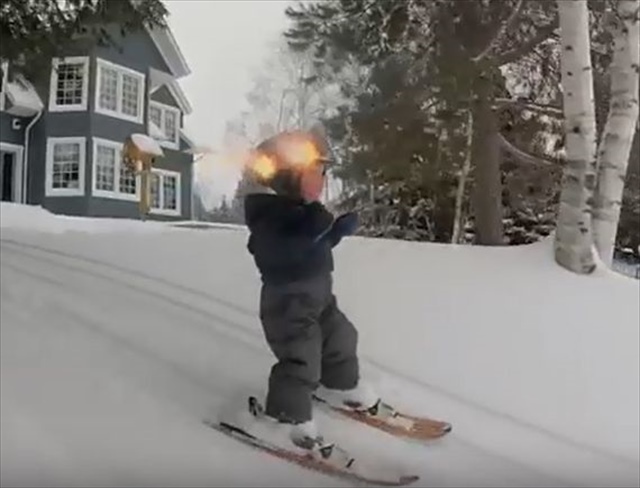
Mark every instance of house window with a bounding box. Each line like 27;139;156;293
95;145;116;191
150;169;181;215
148;101;180;149
95;58;145;123
45;137;86;196
48;57;89;112
162;173;177;209
151;173;161;208
119;166;137;195
92;137;138;200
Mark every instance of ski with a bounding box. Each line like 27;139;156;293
314;395;452;442
204;397;420;487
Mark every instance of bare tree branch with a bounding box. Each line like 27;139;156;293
494;97;564;117
497;18;559;66
498;133;558;166
471;0;524;63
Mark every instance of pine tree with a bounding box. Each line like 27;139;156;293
284;0;561;245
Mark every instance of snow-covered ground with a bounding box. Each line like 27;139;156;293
612;259;640;279
1;202;638;488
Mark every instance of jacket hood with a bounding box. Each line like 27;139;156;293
244;193;306;230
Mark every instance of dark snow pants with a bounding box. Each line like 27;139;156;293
259;274;359;423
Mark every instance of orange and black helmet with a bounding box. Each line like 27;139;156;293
247;129;334;198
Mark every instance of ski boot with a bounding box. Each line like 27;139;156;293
248;396;355;468
313;385;452;440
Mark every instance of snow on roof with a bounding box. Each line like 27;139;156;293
148;121;165;140
5;75;43;116
131;133;164;157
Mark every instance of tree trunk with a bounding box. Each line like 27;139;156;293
472;77;504;245
592;0;640;266
452;110;474;244
554;0;598;274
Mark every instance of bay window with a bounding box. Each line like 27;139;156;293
92;137;138;200
95;58;145;123
49;57;89;112
45;137;86;196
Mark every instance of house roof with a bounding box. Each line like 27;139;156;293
129;0;191;79
149;67;192;115
146;26;191;79
180;129;196;151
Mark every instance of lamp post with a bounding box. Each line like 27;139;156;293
122;134;164;221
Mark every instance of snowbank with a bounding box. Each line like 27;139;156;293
1;202;638;487
0;203;246;234
0;203;180;234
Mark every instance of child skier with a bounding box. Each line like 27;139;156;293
243;131;379;453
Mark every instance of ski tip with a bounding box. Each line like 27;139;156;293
361;473;419;487
396;474;420;486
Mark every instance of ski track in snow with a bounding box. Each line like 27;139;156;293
1;232;638;488
0;237;631;459
1;243;335;488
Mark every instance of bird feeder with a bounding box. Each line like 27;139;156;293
122;134;164;220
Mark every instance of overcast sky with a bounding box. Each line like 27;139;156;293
164;0;292;207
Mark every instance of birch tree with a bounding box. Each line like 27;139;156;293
228;36;345;148
554;0;598;274
451;111;474;244
592;0;640;266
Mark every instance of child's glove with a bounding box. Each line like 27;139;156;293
331;212;359;238
312;211;358;245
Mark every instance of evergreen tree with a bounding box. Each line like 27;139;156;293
284;0;562;245
0;0;168;82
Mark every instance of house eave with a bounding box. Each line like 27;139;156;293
146;25;191;79
128;0;190;78
180;129;196;152
149;67;192;115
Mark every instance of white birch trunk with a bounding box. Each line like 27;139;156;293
554;0;598;274
451;111;474;244
592;0;640;266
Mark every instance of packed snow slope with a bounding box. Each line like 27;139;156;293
1;202;638;488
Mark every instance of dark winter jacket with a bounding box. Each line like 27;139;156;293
244;193;337;285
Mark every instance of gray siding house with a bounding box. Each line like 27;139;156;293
0;14;195;220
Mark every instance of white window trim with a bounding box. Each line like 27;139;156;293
0;61;8;112
92;137;140;201
95;58;146;124
45;136;86;197
150;168;181;216
48;56;90;112
148;100;180;150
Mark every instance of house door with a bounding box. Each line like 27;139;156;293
0;145;23;203
0;151;15;202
